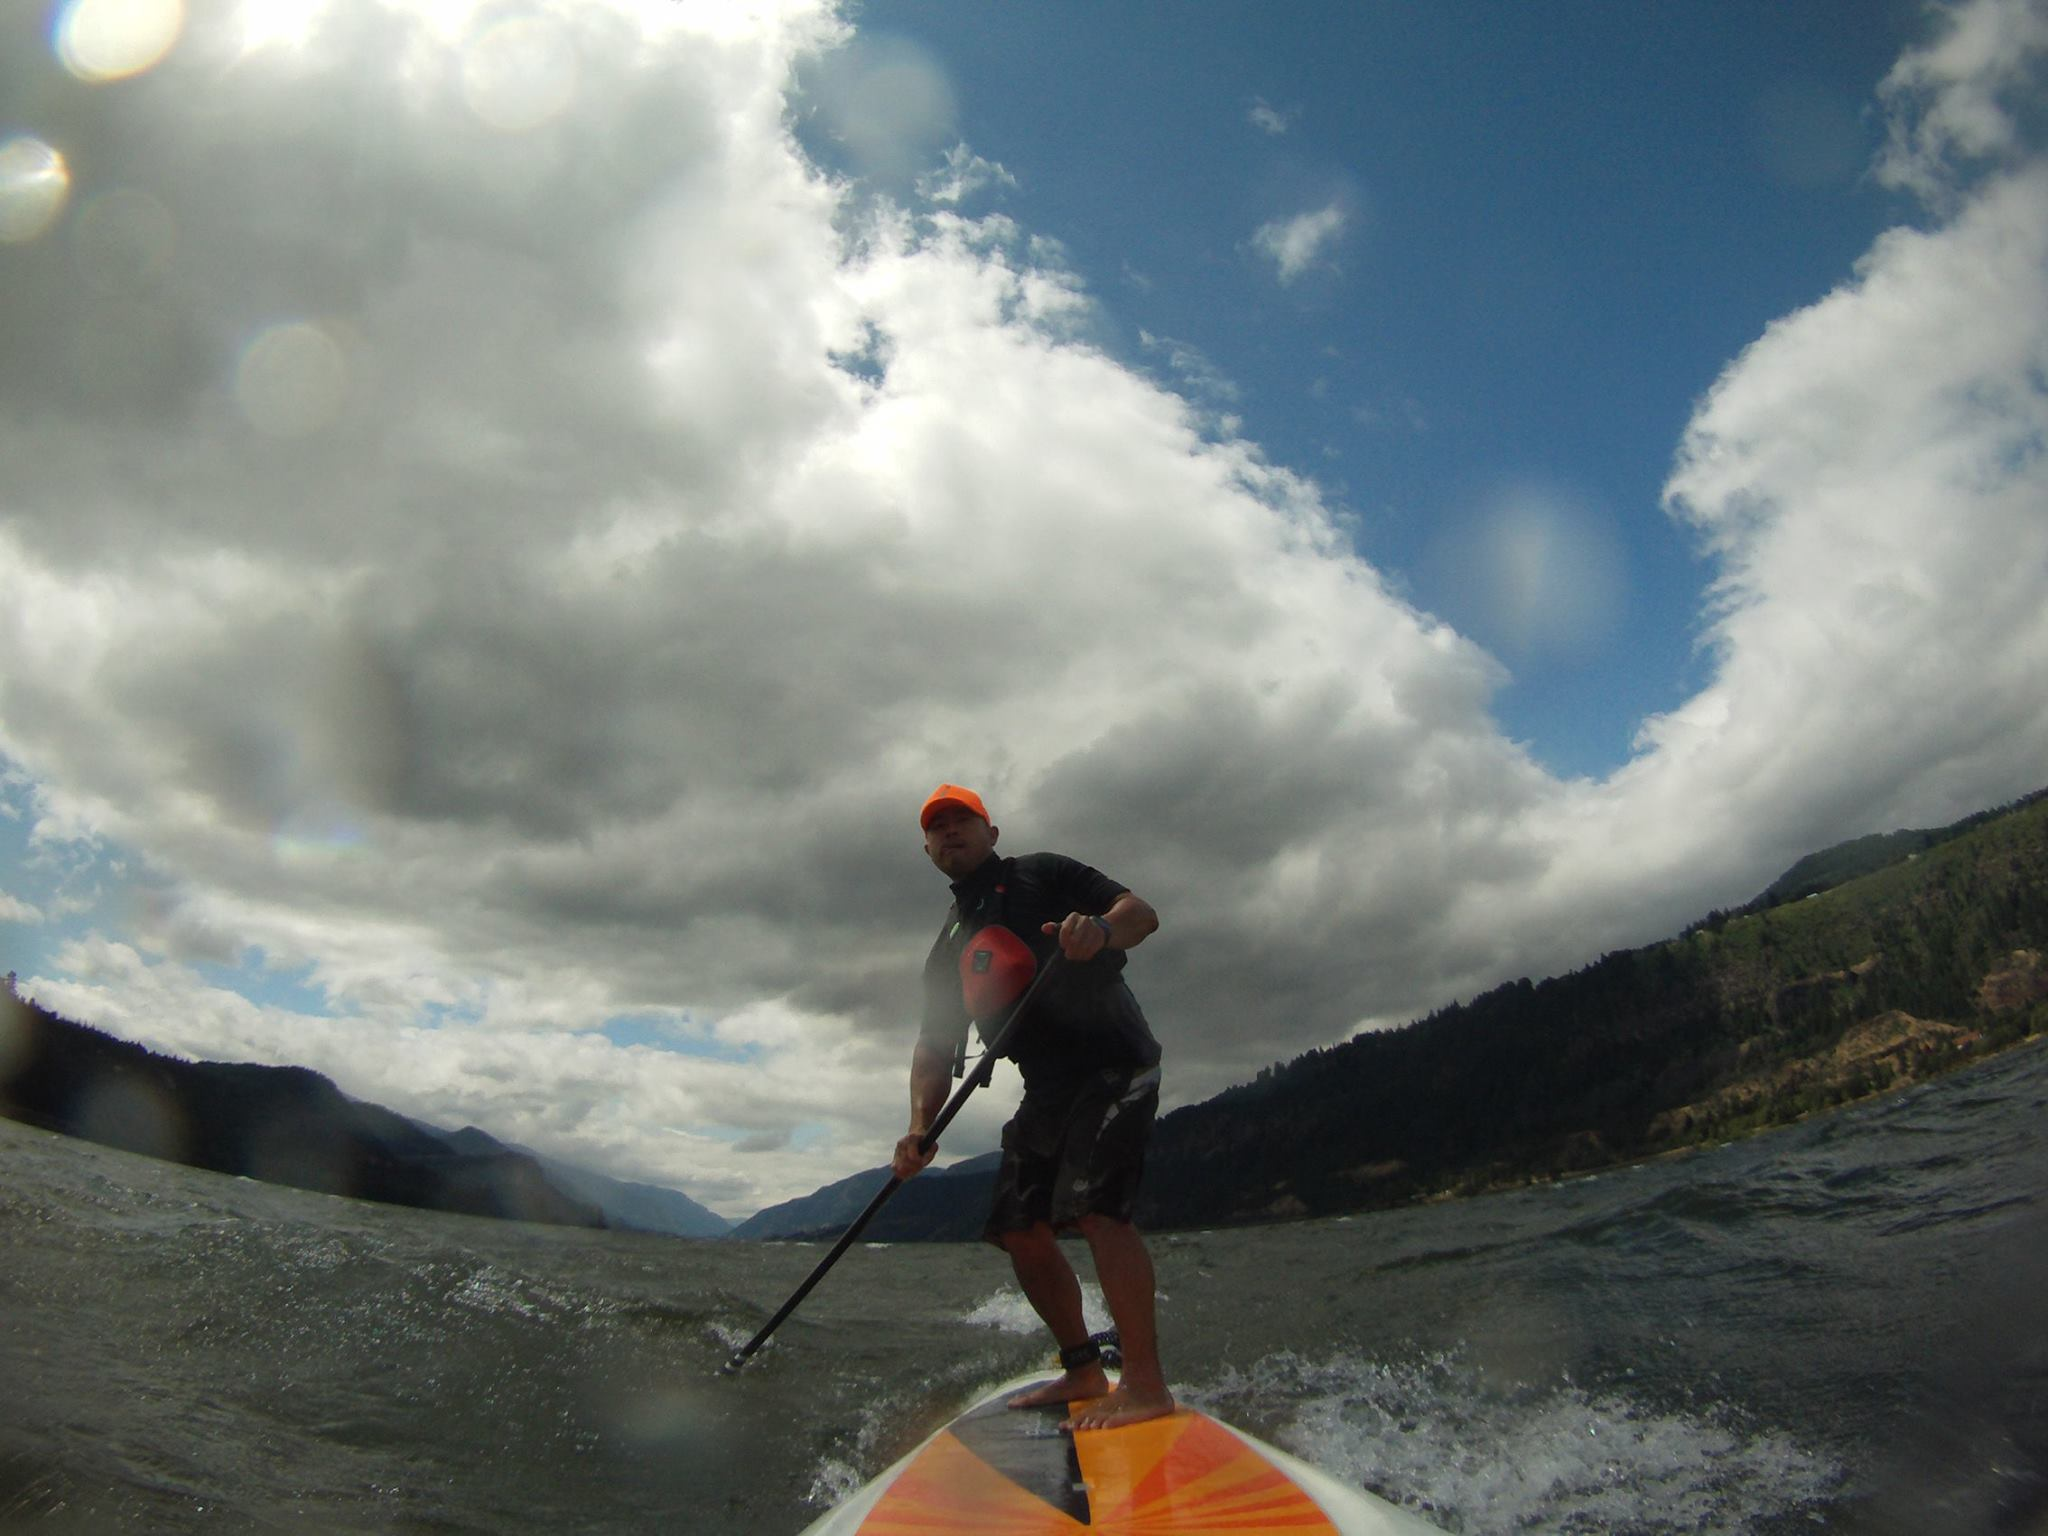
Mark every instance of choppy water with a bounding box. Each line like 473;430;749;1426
4;1040;2045;1535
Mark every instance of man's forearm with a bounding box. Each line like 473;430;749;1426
906;1039;951;1137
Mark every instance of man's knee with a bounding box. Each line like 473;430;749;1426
999;1221;1059;1259
1076;1211;1137;1244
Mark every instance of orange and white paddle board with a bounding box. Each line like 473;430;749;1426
798;1375;1441;1535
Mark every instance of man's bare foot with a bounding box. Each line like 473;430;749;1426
1007;1364;1109;1410
1061;1382;1175;1431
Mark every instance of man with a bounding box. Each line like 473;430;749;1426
892;783;1174;1431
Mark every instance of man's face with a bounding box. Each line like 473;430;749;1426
923;804;998;880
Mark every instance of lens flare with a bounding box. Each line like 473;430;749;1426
463;15;579;134
76;1076;191;1163
0;991;33;1087
234;0;326;57
0;137;71;245
274;806;369;863
235;320;348;438
1476;489;1625;658
53;0;186;83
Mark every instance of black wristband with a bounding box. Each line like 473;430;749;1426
1091;915;1114;947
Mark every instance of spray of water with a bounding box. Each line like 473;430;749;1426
1195;1349;1843;1535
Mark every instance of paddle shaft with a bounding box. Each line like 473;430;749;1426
720;951;1065;1374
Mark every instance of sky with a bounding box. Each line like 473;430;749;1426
2;0;2046;1221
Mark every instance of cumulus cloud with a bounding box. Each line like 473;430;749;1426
1252;201;1348;283
1875;0;2048;201
1519;0;2048;927
0;0;1510;1204
1643;162;2048;839
2;0;2045;1218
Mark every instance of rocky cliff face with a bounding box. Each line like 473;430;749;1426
1979;949;2048;1013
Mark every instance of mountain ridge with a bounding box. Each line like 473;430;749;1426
0;996;729;1235
0;1002;605;1229
5;786;2043;1238
414;1122;731;1237
728;1150;1001;1241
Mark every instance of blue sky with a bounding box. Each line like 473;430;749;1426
2;0;2046;1216
804;0;1923;777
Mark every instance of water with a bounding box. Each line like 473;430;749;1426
3;1040;2044;1535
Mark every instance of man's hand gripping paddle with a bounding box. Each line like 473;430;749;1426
719;948;1062;1376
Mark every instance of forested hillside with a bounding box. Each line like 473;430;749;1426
1138;788;2048;1228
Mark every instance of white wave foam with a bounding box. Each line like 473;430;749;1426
450;1264;556;1319
958;1282;1111;1337
445;1263;616;1327
706;1318;755;1352
805;1455;865;1509
1194;1349;1843;1534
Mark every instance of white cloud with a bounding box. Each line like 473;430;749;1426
1248;98;1292;136
1;0;2045;1220
1138;329;1242;416
917;142;1019;205
1642;160;2048;839
1253;202;1347;283
1876;0;2048;201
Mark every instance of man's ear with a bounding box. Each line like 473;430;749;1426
988;824;1000;846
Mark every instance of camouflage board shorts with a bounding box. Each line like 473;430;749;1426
983;1063;1161;1243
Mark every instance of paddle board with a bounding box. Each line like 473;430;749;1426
797;1374;1441;1534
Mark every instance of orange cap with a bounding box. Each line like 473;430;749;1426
920;783;990;829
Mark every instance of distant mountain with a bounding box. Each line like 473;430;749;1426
737;786;2048;1238
524;1154;732;1238
417;1124;731;1238
730;1150;1001;1241
0;999;605;1230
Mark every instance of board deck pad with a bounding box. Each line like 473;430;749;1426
948;1390;1091;1523
853;1378;1343;1533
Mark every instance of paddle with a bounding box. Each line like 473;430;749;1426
720;950;1064;1375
